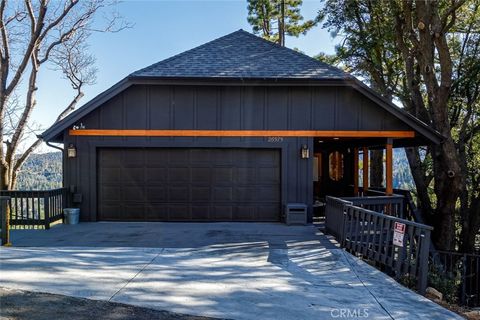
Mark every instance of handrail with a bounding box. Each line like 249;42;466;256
325;195;433;295
0;188;67;230
342;195;405;218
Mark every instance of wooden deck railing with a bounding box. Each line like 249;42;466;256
342;195;405;218
350;186;423;223
0;188;67;230
325;195;433;295
325;196;352;241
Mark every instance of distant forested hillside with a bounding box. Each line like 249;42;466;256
393;149;415;190
16;152;62;190
14;149;415;192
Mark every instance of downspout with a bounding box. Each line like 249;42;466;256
43;137;71;210
44;140;64;152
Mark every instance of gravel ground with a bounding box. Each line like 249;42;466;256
0;287;223;320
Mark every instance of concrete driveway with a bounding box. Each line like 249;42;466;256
0;222;460;320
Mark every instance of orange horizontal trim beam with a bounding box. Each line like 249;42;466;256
69;129;415;138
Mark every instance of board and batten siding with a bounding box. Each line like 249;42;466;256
63;84;411;222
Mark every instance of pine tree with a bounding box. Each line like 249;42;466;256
247;0;319;46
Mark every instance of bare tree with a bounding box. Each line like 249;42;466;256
0;0;127;190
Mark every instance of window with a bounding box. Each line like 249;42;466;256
329;151;344;181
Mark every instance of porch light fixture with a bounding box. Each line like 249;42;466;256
67;144;77;158
301;144;309;159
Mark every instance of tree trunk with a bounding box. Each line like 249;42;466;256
0;163;9;191
404;147;433;220
370;150;384;188
431;138;464;251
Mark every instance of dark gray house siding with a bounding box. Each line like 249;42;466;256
61;84;413;222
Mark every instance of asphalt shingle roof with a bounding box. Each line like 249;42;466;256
131;30;350;80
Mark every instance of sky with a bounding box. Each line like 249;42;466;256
33;0;340;151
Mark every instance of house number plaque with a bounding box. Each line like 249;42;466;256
267;137;284;143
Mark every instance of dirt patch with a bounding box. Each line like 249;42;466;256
0;287;223;320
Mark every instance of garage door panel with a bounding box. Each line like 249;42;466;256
191;187;211;201
123;168;145;183
145;168;167;183
190;149;211;162
213;168;233;183
213;187;233;201
98;148;280;221
168;149;190;164
212;206;233;220
100;186;121;201
145;186;167;202
234;206;256;220
168;168;190;182
191;168;212;183
234;187;257;201
169;205;191;220
123;149;145;165
123;204;145;220
99;152;123;166
236;167;256;183
145;204;168;220
146;150;169;165
258;205;281;220
123;186;145;201
99;168;121;183
191;206;210;220
257;187;281;202
211;149;233;164
99;203;121;219
168;186;190;201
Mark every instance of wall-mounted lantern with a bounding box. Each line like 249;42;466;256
301;144;309;159
67;144;77;158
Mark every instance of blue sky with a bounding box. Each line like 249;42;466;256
33;0;339;139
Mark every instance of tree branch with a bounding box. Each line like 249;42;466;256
4;0;47;97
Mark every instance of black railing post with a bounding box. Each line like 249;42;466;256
62;188;67;223
418;229;431;295
1;196;10;245
340;204;349;246
44;195;50;230
460;254;467;306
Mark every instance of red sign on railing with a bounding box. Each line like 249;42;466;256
394;222;406;234
393;222;406;247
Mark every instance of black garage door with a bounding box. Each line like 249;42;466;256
98;148;281;221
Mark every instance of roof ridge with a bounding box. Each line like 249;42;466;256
131;29;349;80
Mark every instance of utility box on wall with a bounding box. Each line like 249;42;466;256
285;203;308;225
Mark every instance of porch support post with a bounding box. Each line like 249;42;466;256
386;138;393;196
353;148;359;196
362;147;369;194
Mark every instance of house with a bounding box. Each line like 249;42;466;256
41;30;442;223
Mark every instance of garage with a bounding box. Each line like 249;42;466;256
98;148;281;221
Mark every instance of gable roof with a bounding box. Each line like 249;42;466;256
131;30;350;80
41;30;443;145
